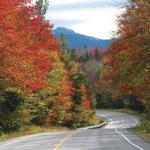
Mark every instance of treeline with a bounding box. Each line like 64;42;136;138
0;0;95;133
59;34;102;88
69;47;102;87
71;47;101;63
60;34;101;63
96;0;150;115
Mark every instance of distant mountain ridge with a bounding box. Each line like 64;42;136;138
53;27;113;49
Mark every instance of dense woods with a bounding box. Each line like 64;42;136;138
0;0;95;133
96;0;150;115
0;0;150;136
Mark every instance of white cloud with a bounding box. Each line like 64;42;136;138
46;0;126;39
50;0;125;5
70;8;120;39
50;0;101;5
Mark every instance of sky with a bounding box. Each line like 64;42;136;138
46;0;127;39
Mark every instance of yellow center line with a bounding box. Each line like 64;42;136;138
52;130;79;150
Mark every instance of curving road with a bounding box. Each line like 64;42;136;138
0;110;150;150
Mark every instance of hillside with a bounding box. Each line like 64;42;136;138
53;27;113;49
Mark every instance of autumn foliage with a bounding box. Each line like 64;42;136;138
97;0;150;113
0;0;93;132
0;0;56;91
81;84;91;111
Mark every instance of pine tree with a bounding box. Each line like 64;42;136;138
94;47;100;61
85;49;89;61
60;33;68;51
36;0;49;19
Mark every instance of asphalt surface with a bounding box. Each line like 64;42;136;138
0;110;150;150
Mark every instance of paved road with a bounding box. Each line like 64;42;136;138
0;110;150;150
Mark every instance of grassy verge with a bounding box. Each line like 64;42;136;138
92;115;104;125
129;116;150;143
106;108;150;143
0;126;70;142
0;115;103;142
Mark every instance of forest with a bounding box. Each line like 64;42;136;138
0;0;150;136
96;0;150;113
0;0;96;134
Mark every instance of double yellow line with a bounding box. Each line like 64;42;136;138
52;130;79;150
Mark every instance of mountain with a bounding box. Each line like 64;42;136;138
53;27;113;49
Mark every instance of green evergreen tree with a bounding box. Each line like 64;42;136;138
60;33;68;51
36;0;49;19
85;50;89;62
94;47;100;61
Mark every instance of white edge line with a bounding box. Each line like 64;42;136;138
0;131;68;147
0;122;106;147
115;128;145;150
77;121;107;131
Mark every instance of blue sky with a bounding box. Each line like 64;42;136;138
46;0;127;39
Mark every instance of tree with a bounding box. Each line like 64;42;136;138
36;0;49;19
96;0;150;114
39;51;74;126
85;49;89;61
0;0;96;132
94;47;100;61
0;91;24;133
0;0;60;131
0;0;54;92
60;33;68;51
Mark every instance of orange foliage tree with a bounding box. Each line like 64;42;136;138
0;0;59;92
0;0;95;131
97;0;150;113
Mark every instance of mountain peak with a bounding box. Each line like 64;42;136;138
53;27;113;49
54;27;75;34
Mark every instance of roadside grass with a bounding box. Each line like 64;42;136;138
92;115;104;125
0;115;103;142
129;115;150;143
0;126;70;142
105;108;150;143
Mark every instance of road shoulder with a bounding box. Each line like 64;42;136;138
105;108;150;144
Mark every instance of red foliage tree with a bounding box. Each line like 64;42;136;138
0;0;59;92
81;84;91;111
97;0;150;113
